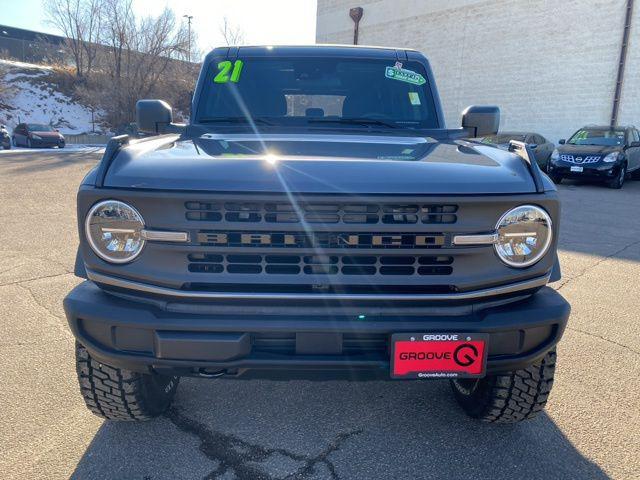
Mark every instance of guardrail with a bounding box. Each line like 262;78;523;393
64;134;112;145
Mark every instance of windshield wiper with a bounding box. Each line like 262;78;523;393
307;118;399;129
199;117;276;126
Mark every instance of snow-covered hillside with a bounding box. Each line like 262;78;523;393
0;59;103;134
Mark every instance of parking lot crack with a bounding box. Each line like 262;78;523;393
165;407;361;480
0;271;73;287
15;283;65;320
566;326;639;355
556;239;640;291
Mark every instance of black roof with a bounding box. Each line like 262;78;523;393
205;44;418;62
0;24;66;45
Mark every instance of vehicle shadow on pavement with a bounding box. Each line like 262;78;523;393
70;377;609;480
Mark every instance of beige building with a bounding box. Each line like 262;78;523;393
316;0;639;142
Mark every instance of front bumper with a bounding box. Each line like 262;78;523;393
30;137;64;147
64;281;570;378
548;161;621;180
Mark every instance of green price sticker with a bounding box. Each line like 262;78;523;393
214;60;244;83
385;66;426;86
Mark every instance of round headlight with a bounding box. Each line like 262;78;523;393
85;200;145;263
494;205;552;268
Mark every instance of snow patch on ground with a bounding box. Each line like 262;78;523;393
0;60;103;134
0;145;105;155
0;58;53;70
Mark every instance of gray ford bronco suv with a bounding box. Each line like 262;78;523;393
64;45;570;423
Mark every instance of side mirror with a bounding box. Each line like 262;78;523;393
136;99;174;134
559;139;566;144
461;105;500;138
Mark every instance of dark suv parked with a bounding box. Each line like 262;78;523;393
12;123;66;148
64;45;570;424
548;125;640;189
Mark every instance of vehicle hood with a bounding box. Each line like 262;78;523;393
557;144;620;155
102;133;540;194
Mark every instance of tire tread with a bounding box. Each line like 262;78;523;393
75;343;178;421
452;349;556;424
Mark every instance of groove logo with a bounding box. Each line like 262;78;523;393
392;336;486;378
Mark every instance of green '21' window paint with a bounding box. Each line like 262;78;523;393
214;60;244;83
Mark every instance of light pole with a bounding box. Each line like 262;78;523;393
183;14;193;62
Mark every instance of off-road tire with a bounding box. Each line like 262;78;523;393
450;348;556;423
76;342;179;421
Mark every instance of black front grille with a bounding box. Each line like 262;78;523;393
188;253;453;276
186;201;458;225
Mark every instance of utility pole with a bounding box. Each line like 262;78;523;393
183;15;194;62
610;0;634;127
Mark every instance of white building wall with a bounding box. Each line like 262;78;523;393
316;0;639;142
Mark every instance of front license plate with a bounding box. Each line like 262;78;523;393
391;333;488;379
570;166;584;172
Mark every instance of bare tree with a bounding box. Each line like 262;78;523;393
219;16;245;46
44;0;103;78
82;3;197;127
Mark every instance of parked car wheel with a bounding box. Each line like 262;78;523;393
58;141;65;149
606;164;626;189
3;141;11;150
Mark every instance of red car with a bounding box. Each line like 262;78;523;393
12;123;65;148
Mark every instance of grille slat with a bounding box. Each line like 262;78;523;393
188;254;454;276
186;201;458;225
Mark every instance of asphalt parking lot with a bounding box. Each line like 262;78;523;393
0;149;638;480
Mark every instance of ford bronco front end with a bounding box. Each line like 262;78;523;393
64;46;569;423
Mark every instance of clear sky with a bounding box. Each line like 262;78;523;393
0;0;318;53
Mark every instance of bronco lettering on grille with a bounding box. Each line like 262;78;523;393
196;231;446;248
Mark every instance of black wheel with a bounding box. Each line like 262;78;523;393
2;141;10;150
58;142;65;149
606;164;626;189
76;342;179;421
549;174;562;184
450;349;556;423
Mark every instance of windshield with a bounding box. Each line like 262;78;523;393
27;124;55;132
568;129;625;146
481;134;526;144
196;57;439;130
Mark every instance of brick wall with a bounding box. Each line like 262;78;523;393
316;0;639;142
